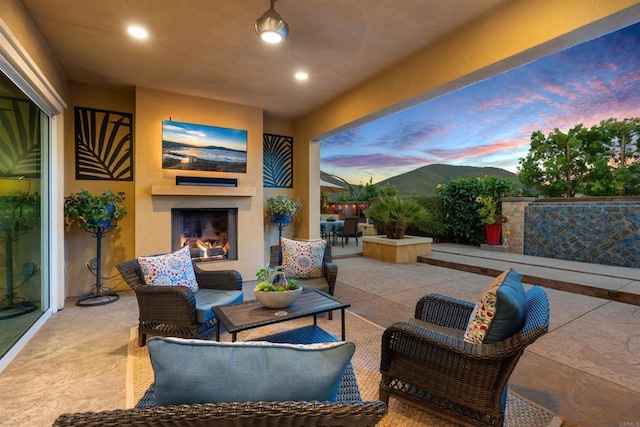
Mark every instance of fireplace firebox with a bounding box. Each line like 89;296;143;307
171;208;237;261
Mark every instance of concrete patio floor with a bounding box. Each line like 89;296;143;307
0;241;639;426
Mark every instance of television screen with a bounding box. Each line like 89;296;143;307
162;120;247;173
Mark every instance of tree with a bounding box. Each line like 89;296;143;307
582;118;640;196
518;118;640;197
518;125;593;197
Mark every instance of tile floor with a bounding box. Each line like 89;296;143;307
1;243;639;426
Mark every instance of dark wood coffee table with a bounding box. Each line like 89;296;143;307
213;290;350;342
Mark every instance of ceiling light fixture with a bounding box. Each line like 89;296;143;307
295;71;308;81
127;25;148;40
255;0;289;44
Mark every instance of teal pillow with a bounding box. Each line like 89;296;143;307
464;268;526;344
485;268;526;343
148;337;355;405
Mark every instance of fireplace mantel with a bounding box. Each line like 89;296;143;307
151;185;256;197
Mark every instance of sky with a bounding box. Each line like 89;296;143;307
320;22;640;185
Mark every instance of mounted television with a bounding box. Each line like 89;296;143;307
162;120;247;173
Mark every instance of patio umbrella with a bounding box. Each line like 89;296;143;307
320;179;346;193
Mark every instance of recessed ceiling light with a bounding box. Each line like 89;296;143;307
127;25;149;40
295;72;309;81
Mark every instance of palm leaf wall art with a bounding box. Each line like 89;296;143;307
0;95;42;177
263;133;293;188
75;106;133;181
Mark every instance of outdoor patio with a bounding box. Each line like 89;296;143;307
1;243;639;426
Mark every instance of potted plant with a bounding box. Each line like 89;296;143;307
0;191;40;230
253;264;302;308
267;194;302;224
64;189;127;230
476;196;508;245
364;195;427;239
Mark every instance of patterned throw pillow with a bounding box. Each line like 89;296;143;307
281;237;326;279
463;268;526;344
137;245;199;292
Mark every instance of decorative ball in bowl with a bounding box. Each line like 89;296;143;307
254;286;303;309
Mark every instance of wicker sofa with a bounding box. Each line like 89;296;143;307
54;327;387;427
52;397;387;427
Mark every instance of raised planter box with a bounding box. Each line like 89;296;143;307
362;235;433;263
358;223;377;236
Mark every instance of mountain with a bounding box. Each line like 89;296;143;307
375;164;522;196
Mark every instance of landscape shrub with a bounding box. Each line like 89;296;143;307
407;196;446;241
437;177;516;245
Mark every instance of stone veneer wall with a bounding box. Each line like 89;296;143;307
501;197;535;254
522;200;640;268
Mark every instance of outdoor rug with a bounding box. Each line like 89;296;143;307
126;310;563;427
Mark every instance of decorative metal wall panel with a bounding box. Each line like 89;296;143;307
75;106;133;181
263;133;293;188
0;95;41;177
524;201;640;268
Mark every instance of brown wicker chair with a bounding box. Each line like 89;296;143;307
117;258;243;346
380;286;550;426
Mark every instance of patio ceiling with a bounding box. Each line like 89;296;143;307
20;0;510;119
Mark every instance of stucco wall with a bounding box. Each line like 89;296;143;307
64;84;135;297
134;88;265;280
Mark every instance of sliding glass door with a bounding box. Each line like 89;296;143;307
0;71;49;358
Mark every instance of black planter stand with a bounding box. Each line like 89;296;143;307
76;224;120;307
0;226;37;320
273;217;290;265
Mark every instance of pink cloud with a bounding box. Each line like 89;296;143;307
476;97;506;111
426;139;527;161
323;153;428;169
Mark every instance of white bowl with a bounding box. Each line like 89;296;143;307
254;287;303;309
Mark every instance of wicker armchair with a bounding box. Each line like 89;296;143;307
117;258;243;346
380;286;550;426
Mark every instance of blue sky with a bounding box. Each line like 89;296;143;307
320;22;640;185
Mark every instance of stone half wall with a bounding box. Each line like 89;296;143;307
522;200;640;268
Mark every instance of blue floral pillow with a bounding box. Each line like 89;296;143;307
137;246;198;292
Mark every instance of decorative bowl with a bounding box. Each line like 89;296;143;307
254;287;303;309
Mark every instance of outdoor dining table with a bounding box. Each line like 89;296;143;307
320;220;344;245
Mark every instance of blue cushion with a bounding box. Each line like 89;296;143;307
464;268;526;344
148;337;355;405
485;268;526;343
194;289;243;323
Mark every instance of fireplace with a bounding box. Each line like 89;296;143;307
171;208;238;261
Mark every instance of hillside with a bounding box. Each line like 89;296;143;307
375;164;522;196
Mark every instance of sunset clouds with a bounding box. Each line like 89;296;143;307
321;23;640;184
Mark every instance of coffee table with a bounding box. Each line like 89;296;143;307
213;290;350;342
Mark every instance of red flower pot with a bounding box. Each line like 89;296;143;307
484;224;502;245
